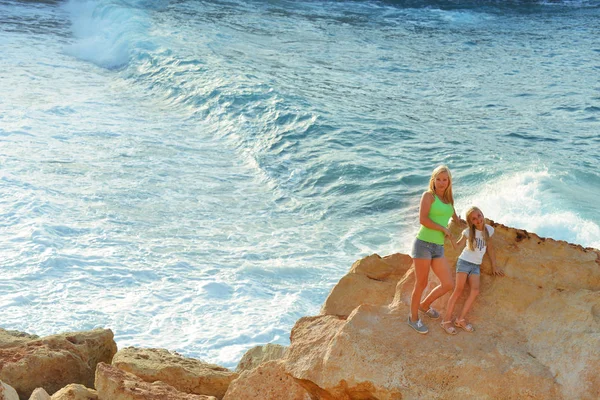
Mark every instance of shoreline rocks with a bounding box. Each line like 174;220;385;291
112;347;236;399
1;222;598;399
0;328;116;399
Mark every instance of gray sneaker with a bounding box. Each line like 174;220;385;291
407;316;429;334
419;306;440;319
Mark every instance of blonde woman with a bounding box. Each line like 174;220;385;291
440;206;504;334
408;165;462;334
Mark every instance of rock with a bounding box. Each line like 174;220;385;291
0;328;117;399
285;304;560;399
285;222;600;399
28;388;51;400
1;380;19;400
111;347;236;399
320;254;412;317
223;361;310;400
50;384;98;400
94;363;217;400
0;330;39;349
235;344;287;373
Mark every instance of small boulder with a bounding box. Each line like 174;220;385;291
0;329;39;349
112;347;236;399
0;328;117;399
50;384;98;400
0;380;19;400
28;388;51;400
223;361;310;400
235;344;287;373
94;363;217;400
321;253;412;316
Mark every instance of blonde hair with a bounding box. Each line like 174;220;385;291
427;165;454;204
465;206;489;251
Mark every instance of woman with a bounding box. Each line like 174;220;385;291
408;165;462;334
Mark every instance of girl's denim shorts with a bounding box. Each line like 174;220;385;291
411;238;444;260
456;258;480;276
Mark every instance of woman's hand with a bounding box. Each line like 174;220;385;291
492;266;505;276
444;228;457;249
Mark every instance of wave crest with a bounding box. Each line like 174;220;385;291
62;0;157;69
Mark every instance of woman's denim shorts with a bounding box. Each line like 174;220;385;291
456;258;480;276
411;238;444;260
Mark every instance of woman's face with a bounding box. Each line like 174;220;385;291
434;171;450;193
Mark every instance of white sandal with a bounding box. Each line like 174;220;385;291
440;320;457;335
454;318;474;332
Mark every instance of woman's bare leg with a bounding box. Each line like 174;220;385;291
420;257;454;310
410;258;431;322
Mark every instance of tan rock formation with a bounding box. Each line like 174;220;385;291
94;363;216;400
0;328;117;399
223;361;310;400
286;305;560;399
235;344;287;373
0;330;38;349
1;380;19;400
281;222;600;399
320;254;413;317
111;347;236;399
28;388;51;400
50;384;98;400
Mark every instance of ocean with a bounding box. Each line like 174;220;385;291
1;0;599;368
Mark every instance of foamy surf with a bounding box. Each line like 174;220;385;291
459;170;600;249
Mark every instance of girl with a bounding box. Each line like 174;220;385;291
408;165;462;334
440;206;505;334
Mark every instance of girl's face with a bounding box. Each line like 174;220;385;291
434;171;450;193
469;210;485;230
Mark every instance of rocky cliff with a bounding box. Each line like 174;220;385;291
274;221;600;399
1;221;598;399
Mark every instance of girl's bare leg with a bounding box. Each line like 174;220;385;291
443;272;468;322
410;258;431;322
458;273;481;321
420;257;454;310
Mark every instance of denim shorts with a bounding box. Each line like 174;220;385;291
411;238;445;260
456;258;480;276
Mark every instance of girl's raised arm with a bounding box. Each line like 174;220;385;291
455;233;467;249
451;210;464;226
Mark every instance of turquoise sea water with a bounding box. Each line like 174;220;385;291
1;0;599;367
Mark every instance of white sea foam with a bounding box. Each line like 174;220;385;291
458;170;600;249
62;0;154;69
429;8;495;25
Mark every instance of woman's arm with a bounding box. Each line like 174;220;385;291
486;240;504;276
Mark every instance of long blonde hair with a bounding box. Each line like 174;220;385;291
466;206;489;251
427;165;454;205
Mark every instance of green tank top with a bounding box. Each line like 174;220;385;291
416;194;454;245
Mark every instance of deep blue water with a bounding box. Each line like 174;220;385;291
1;0;599;367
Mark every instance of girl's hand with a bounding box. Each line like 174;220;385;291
492;267;505;277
